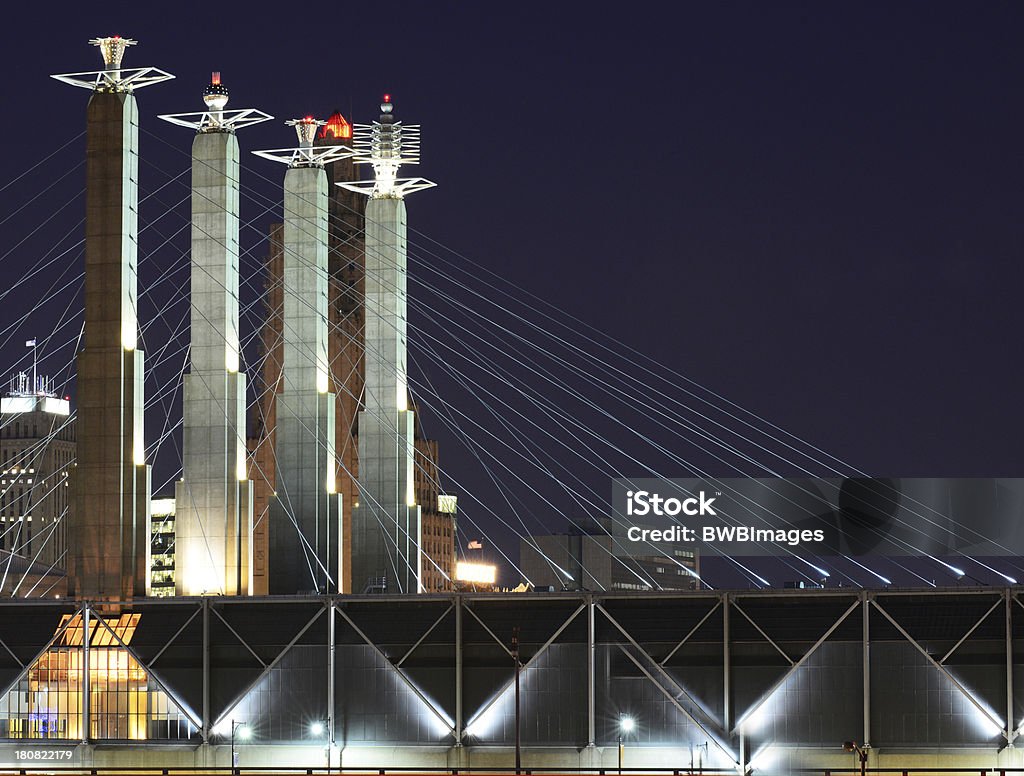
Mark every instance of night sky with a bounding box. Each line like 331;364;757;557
1;2;1022;588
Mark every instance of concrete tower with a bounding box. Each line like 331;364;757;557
253;121;351;593
340;96;435;594
52;37;172;601
159;76;271;595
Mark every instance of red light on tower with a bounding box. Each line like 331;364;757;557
382;93;391;104
211;71;221;85
321;110;352;140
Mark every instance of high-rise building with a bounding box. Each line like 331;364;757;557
415;432;456;592
0;374;75;574
53;37;172;601
148;497;176;597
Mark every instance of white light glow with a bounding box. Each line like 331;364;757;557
397;379;408;411
122;317;137;352
150;498;175;518
456;562;496;585
310;721;324;736
184;544;223;596
0;397;70;416
619;715;635;733
748;744;779;773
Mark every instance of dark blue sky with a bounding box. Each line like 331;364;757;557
1;2;1021;586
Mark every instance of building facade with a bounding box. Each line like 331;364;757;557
0;589;1021;775
0;381;75;573
520;516;699;591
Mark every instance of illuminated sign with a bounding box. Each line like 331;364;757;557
455;561;496;585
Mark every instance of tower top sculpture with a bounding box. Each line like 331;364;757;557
51;35;173;92
339;95;435;199
158;72;272;133
253;116;355;168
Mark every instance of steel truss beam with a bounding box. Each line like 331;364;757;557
871;598;1007;740
211;605;269;668
596;602;734;757
659;599;721;667
146;601;204;668
730;600;794;666
396;603;453;667
733;598;861;733
463;604;515;659
213;606;325;728
463;603;586;732
334;603;455;737
939;596;1003;664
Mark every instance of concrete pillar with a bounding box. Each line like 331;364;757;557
175;129;254;596
352;196;421;594
269;166;342;593
68;89;151;601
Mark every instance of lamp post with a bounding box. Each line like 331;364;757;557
230;720;250;773
512;627;522;774
618;715;635;775
842;740;868;776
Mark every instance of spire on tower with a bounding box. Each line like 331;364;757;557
338;94;435;199
159;72;272;133
51;35;173;92
252;116;355;167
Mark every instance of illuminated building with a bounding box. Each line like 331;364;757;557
0;588;1016;773
0;611;196;740
148;498;175;597
519;516;700;591
416;434;456;592
52;37;172;601
0;374;74;575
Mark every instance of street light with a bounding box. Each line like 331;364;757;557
230;720;250;772
842;740;868;776
311;718;331;773
618;715;635;774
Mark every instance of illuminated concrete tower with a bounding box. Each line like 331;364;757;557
254;120;351;593
52;37;172;600
159;76;271;595
340;96;435;594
